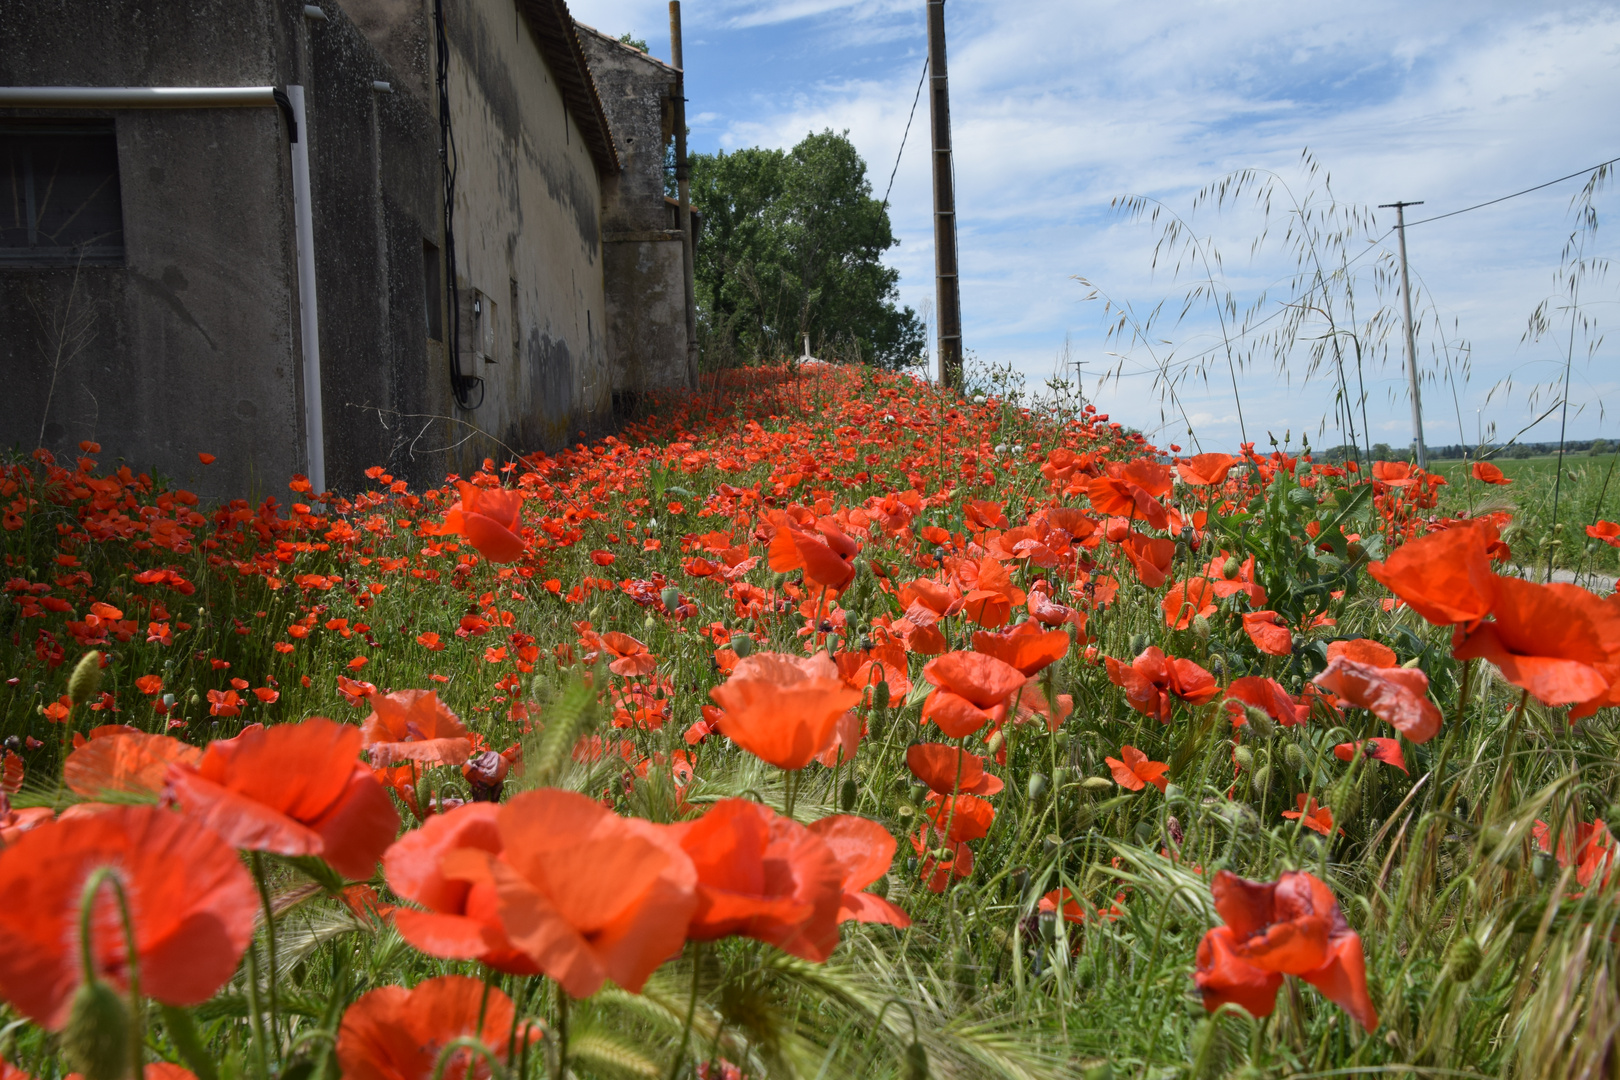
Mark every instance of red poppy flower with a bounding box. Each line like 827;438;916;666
1195;869;1377;1031
1588;521;1620;548
1105;745;1169;792
1470;461;1511;484
812;709;863;768
63;730;201;798
439;482;526;563
1241;610;1293;656
767;512;857;592
0;805;257;1030
1163;578;1218;630
336;975;523;1080
1119;531;1176;588
1283;794;1336;836
1177;453;1238;486
1104;647;1218;722
1313;657;1442;743
481;789;695;998
1326;638;1397;668
1366;524;1496;626
922;792;996;842
910;823;973;893
1333;737;1407;773
1223;676;1307;728
1038;887;1087;924
673;798;842;962
1450;577;1620;714
361;689;472;768
905;744;1003;796
166;717;401;879
1533;818;1616;890
602;631;658;676
1087;461;1172;531
804;815;910;928
710;653;863;770
381;803;538;974
970;622;1069;675
920;651;1027;738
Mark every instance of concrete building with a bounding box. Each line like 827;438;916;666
576;24;696;407
0;0;694;498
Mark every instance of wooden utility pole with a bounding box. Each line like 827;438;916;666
1380;200;1426;468
670;2;698;390
926;0;962;387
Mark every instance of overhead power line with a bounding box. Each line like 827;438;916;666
880;55;929;213
1404;153;1620;228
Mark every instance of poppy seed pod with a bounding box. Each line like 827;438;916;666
1042;833;1062;859
1011;866;1030;898
67;650;102;706
62;978;129;1080
730;632;754;659
1027;772;1049;802
661;586;681;611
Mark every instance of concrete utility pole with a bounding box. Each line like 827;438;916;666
1380;200;1427;468
670;2;698;391
926;0;963;388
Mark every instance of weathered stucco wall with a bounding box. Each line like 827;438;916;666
0;0;306;502
576;24;689;399
2;0;616;497
433;0;612;456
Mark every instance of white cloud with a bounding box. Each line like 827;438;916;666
576;0;1620;448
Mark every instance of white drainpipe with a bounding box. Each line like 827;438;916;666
0;85;326;493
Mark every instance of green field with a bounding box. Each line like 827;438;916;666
1428;452;1620;576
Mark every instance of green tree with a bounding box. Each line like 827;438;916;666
617;32;649;52
690;130;924;369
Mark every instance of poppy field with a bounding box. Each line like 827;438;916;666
4;363;1620;1079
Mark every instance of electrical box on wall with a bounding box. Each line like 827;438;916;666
459;288;499;369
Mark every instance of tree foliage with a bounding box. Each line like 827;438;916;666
690;130;924;370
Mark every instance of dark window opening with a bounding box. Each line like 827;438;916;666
422;240;443;341
509;277;519;363
0;122;125;267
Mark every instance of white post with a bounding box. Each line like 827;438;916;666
287;85;325;494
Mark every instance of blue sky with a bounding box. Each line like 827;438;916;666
574;0;1620;450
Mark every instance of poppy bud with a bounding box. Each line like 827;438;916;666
1027;772;1049;803
1128;633;1149;657
1444;934;1482;983
188;692;201;707
985;730;1006;757
1251;764;1271;791
63;978;130;1080
661;586;681;611
1081;777;1112;793
1221;557;1240;580
870;679;890;712
905;1039;930;1080
1284;742;1306;772
1071;804;1094;832
1243;705;1276;738
643;614;658;633
68;650;103;706
839;778;858;812
1233;745;1254;771
1532;849;1555;882
1191;615;1211;642
953;945;976;991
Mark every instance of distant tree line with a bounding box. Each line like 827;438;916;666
684;131;925;370
1316;440;1614;463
